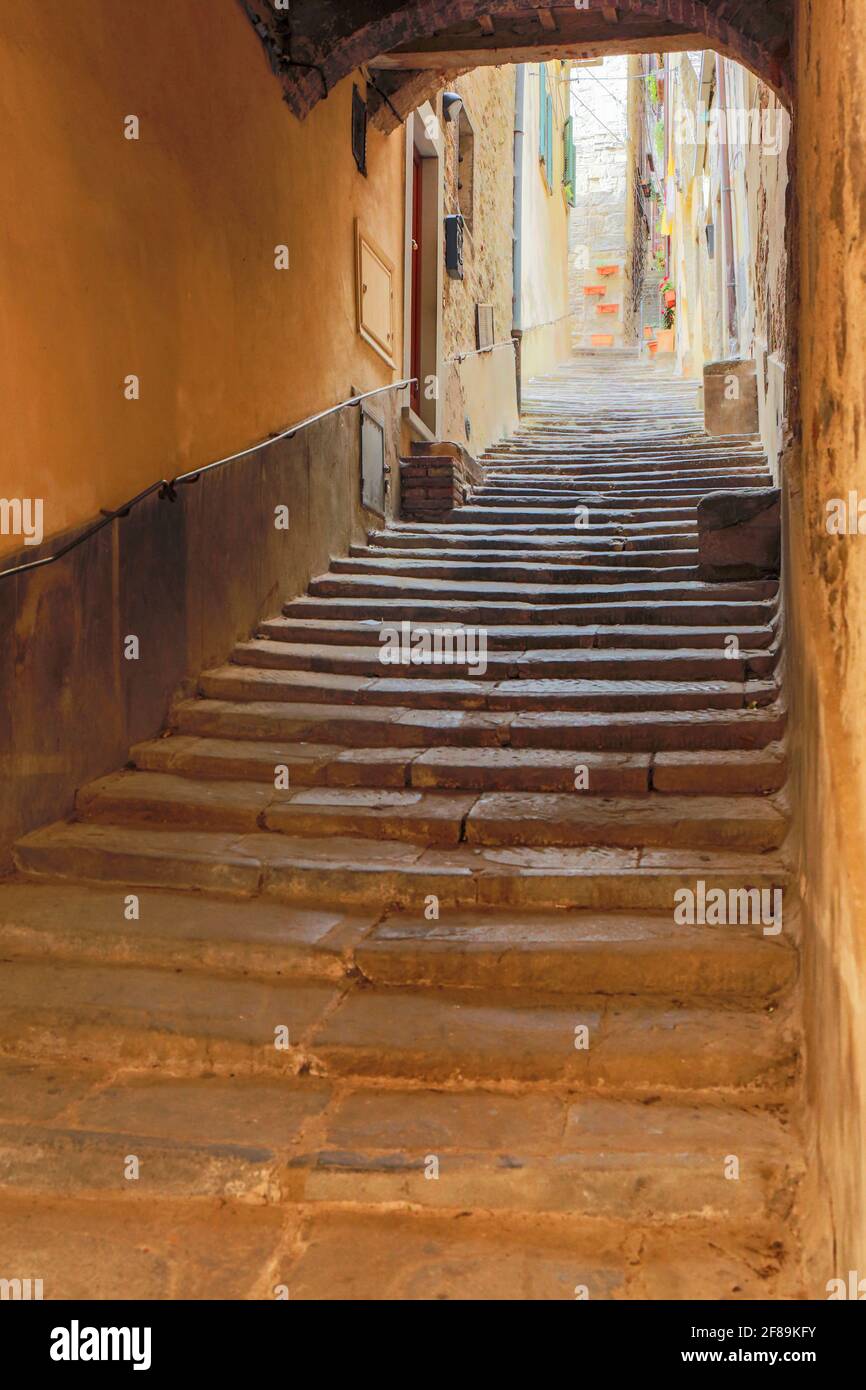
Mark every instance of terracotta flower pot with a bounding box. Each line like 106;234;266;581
643;326;654;340
648;341;659;355
664;290;676;307
597;265;619;277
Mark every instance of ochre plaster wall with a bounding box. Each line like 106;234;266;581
786;0;866;1280
0;0;405;556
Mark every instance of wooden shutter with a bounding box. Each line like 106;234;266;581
563;115;577;206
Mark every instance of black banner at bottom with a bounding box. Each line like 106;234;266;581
2;1298;860;1375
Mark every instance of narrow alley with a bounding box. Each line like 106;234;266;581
0;354;803;1299
2;0;865;1333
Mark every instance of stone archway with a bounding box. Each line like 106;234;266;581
240;1;794;129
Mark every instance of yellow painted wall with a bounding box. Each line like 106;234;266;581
519;62;574;380
0;0;405;555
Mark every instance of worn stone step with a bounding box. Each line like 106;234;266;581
131;737;785;796
357;543;700;566
470;488;768;507
463;792;787;851
74;772;784;851
172;697;786;753
0;881;373;981
308;987;797;1097
283;595;776;628
367;533;699;554
482;466;770;483
77;771;477;848
452;505;698;525
332;556;703;584
507;703;787;751
286;1096;800;1222
0;957;340;1073
260;615;775;652
232;638;774;683
412;746;786;794
0;1194;806;1299
0;1057;802;1213
13;822;789;913
306;572;777;605
374;521;698;541
134;739;653;793
356;909;796;998
200;663;777;715
0;959;797;1097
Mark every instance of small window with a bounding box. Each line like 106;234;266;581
476;303;495;350
455;107;476;232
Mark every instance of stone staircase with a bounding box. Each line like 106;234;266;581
0;354;806;1300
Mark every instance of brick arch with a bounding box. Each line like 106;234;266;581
240;1;794;125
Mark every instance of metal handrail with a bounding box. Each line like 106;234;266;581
0;378;416;582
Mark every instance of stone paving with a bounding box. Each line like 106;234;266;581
0;354;806;1299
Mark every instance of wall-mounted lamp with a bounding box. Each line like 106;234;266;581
442;92;464;123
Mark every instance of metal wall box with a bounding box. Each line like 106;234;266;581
355;220;396;367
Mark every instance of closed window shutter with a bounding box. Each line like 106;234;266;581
563;115;576;206
539;64;554;191
539;65;548;167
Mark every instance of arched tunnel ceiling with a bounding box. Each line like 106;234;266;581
240;1;794;129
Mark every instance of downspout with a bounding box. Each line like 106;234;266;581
512;64;526;412
718;60;739;355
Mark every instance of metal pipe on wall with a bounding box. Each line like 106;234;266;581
512;63;526;410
